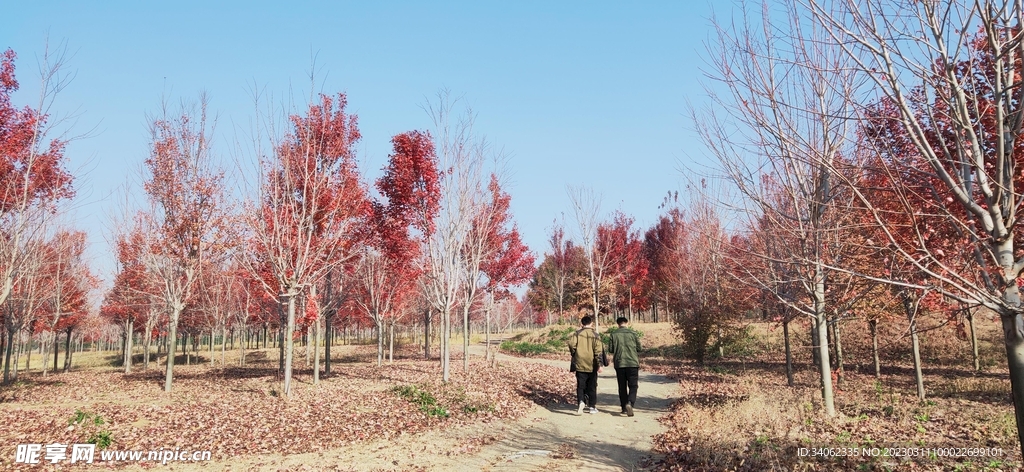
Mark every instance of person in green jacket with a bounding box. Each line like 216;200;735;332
567;315;603;415
608;317;641;416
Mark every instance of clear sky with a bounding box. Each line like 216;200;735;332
5;1;715;287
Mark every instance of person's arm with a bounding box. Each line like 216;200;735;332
634;331;641;353
567;331;578;353
608;331;617;355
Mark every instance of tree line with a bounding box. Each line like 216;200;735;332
0;45;535;396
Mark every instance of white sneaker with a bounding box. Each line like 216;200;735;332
589;407;598;414
576;401;585;416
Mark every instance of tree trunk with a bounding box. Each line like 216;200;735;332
783;319;794;387
968;310;980;372
374;317;383;367
388;321;394;364
485;303;491;365
325;312;332;376
63;328;73;372
442;308;451;382
424;308;432;359
815;312;834;415
814;264;835;416
905;295;925;402
313;314;321;385
870;319;880;379
124;319;133;374
3;327;14;383
717;326;724;358
462;303;471;373
911;318;925;401
53;330;60;373
164;307;180;392
305;325;311;367
834;318;844;387
283;292;297;396
221;325;227;367
810;320;821;368
143;322;151;370
998;308;1024;452
278;326;285;374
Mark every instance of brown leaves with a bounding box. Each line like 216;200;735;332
0;358;571;469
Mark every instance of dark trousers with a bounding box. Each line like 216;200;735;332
615;367;639;408
575;370;598;407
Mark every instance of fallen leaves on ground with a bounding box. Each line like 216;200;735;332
0;349;575;470
647;358;1020;471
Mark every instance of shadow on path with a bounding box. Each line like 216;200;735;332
468;341;677;471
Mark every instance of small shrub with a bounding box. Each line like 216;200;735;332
69;410;112;449
718;325;761;358
69;409;105;427
500;341;553;356
391;385;449;418
89;430;113;449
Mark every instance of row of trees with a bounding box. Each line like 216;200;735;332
0;44;536;395
101;90;536;394
0;46;94;383
527;0;1024;453
695;0;1024;452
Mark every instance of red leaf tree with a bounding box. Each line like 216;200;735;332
355;130;439;367
246;93;368;395
0;48;75;383
142;96;227;392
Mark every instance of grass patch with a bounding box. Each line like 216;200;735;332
500;340;554;356
391;385;449;418
500;326;578;356
69;409;113;449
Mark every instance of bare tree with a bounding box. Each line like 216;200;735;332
807;0;1024;444
567;186;609;330
694;0;860;416
419;92;486;382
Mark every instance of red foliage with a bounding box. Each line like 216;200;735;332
478;175;535;298
252;93;368;296
101;220;151;329
0;49;74;212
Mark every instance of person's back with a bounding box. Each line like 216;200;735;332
608;317;641;416
567;316;602;415
569;326;599;373
609;325;640;369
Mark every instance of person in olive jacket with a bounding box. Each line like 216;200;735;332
608;317;641;416
567;315;602;415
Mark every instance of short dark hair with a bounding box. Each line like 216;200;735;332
616;317;629;326
580;315;593;326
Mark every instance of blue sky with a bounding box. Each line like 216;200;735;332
5;1;714;286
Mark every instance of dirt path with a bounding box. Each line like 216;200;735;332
148;344;677;471
457;345;678;471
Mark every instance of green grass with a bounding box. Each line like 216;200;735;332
69;409;113;449
499;340;554;355
391;385;449;418
500;326;578;356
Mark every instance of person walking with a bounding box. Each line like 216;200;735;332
567;315;603;415
608;317;641;416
